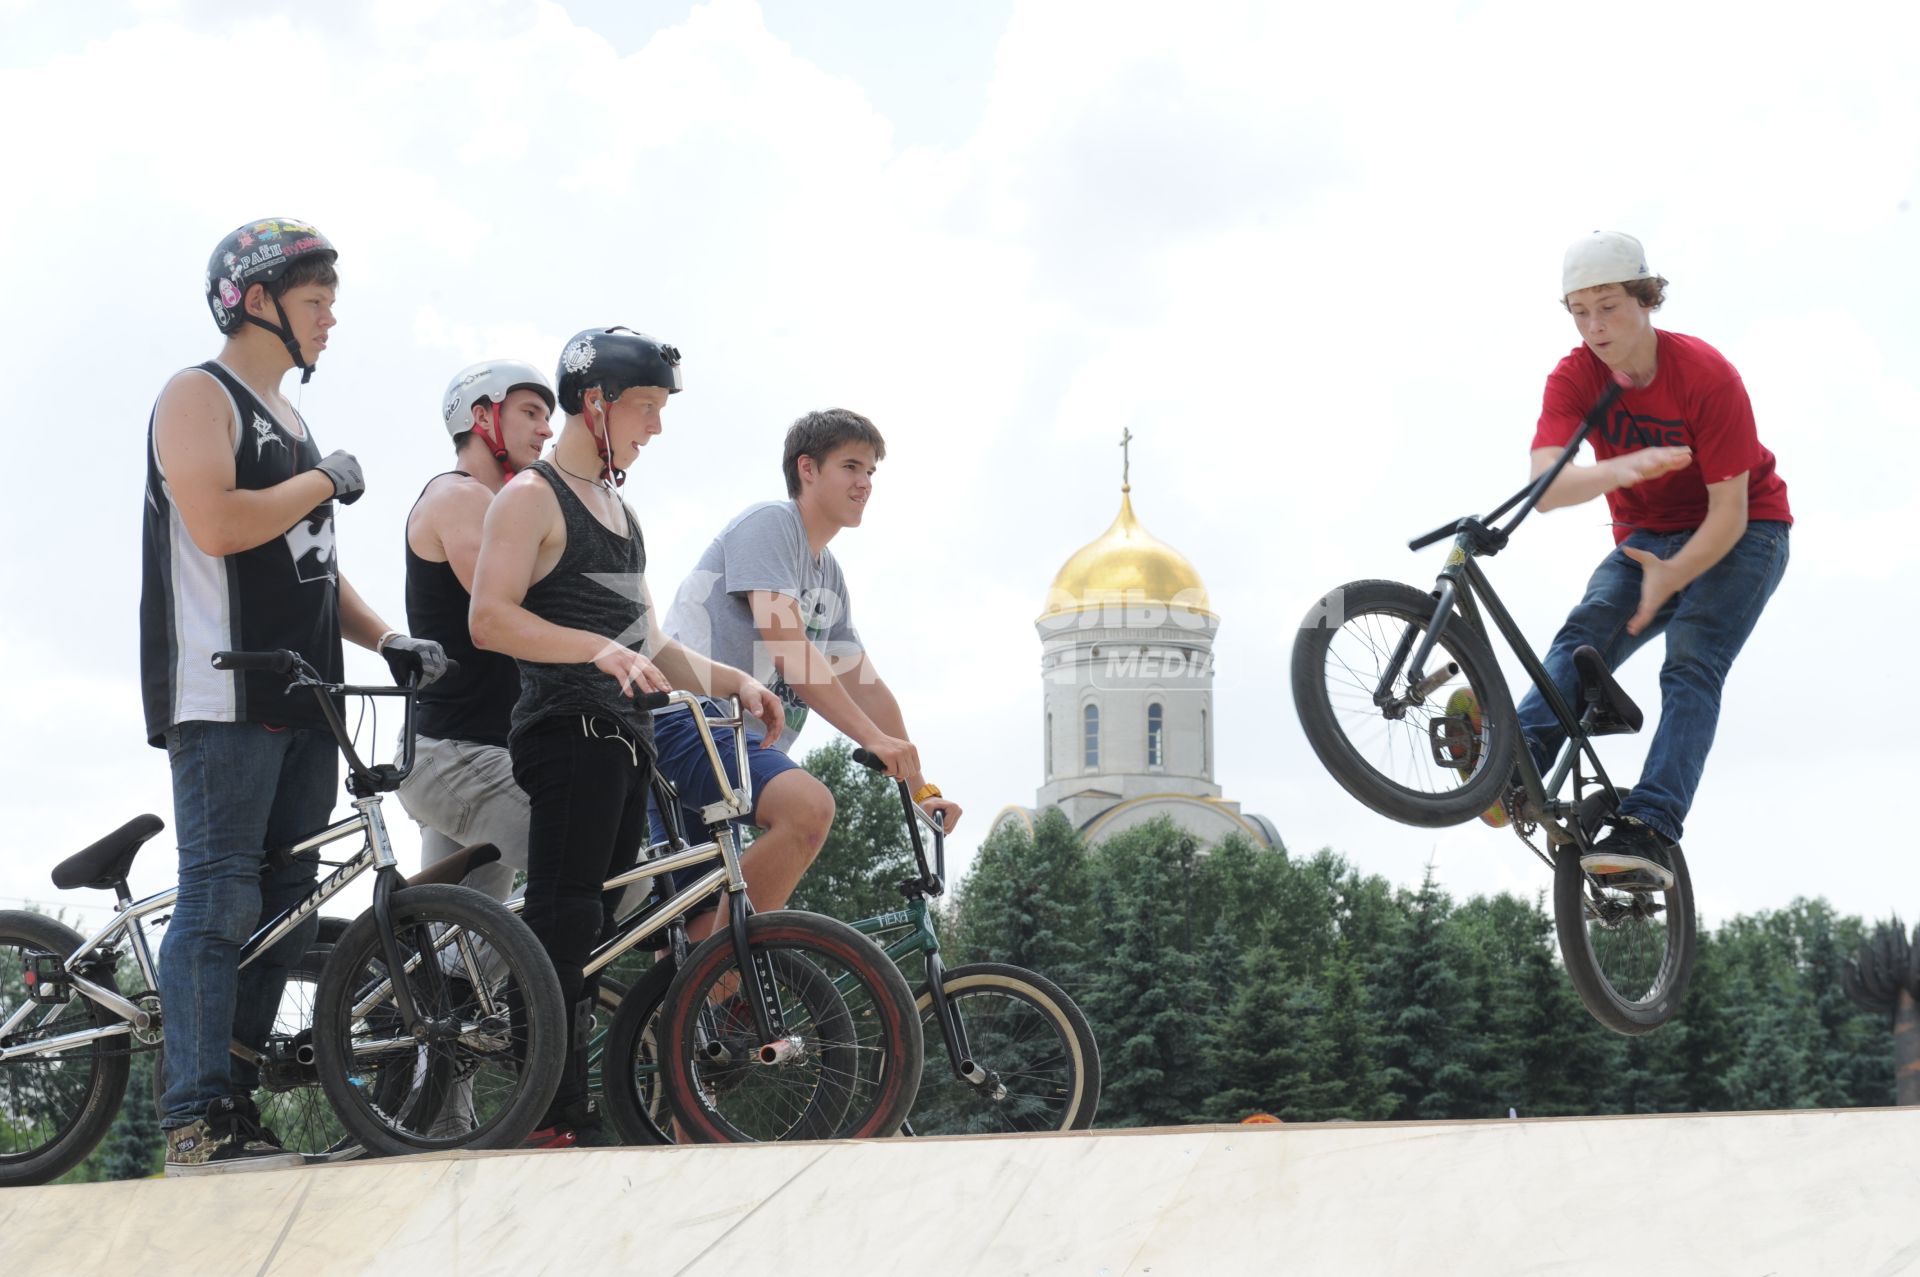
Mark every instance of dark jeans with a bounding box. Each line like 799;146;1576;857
510;714;653;1110
158;721;334;1127
1514;520;1790;843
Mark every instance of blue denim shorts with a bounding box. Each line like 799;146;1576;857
646;700;800;901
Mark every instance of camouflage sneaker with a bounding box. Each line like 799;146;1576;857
164;1096;304;1177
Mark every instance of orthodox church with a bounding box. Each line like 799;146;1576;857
989;436;1279;849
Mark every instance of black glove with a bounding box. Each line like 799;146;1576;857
314;450;365;505
381;635;450;687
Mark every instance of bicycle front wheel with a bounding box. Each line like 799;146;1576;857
311;885;566;1155
657;911;922;1143
910;963;1100;1135
153;940;356;1162
599;961;675;1146
0;911;131;1188
1553;789;1698;1035
1292;579;1517;827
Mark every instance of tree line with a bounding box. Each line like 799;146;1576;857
796;740;1902;1126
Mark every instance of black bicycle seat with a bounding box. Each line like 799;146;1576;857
1573;645;1644;736
52;813;165;891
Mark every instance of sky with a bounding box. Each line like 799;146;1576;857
1;0;1916;934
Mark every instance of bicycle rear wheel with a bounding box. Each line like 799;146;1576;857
311;885;566;1155
1553;789;1697;1035
1292;579;1517;827
657;911;922;1143
910;963;1100;1135
0;911;131;1188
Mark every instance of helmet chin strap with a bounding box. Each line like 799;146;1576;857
586;399;627;489
473;404;516;480
242;291;315;383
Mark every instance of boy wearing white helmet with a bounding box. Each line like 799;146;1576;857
1486;231;1792;890
395;360;557;900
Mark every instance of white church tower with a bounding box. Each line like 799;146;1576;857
991;434;1278;849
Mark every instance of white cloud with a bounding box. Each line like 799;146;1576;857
2;0;1917;932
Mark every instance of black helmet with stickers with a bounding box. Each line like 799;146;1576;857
554;327;682;488
204;218;338;382
554;327;683;415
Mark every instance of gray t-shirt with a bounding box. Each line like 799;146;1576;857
663;500;862;752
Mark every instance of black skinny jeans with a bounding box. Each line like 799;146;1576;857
510;714;653;1109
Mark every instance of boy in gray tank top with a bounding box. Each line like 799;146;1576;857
469;328;782;1145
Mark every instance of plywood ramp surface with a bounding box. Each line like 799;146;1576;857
3;1109;1918;1276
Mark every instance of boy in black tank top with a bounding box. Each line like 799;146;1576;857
140;220;448;1176
397;359;557;906
469;328;784;1145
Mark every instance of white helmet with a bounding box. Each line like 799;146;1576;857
440;359;556;441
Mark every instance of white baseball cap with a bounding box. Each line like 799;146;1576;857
1562;231;1653;297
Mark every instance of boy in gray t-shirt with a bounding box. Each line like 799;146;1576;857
650;408;963;937
664;499;864;751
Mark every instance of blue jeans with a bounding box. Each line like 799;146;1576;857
158;721;335;1127
1514;520;1790;844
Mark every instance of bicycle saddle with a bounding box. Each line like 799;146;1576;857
407;842;503;888
52;813;165;890
1573;645;1643;736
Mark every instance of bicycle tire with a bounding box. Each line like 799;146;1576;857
1553;789;1698;1035
311;885;566;1155
0;910;132;1188
152;941;357;1161
910;963;1100;1135
657;911;923;1143
1292;578;1517;827
598;960;675;1146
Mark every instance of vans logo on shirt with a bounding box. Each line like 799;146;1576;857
1601;408;1688;450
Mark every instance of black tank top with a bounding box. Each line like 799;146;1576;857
508;461;656;755
140;361;343;745
405;472;519;747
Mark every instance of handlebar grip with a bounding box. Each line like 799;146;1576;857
634;691;673;711
211;650;296;674
851;748;886;773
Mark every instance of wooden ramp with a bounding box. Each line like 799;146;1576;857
3;1108;1918;1276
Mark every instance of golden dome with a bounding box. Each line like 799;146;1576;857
1039;486;1212;620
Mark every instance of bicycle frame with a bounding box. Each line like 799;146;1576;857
1389;379;1629;855
2;657;444;1066
841;766;986;1086
0;794;405;1066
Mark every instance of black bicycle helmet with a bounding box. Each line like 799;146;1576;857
555;327;683;415
205;218;338;381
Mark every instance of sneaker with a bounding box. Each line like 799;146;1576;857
1579;817;1677;892
525;1099;616;1149
1441;689;1511;828
164;1096;304;1177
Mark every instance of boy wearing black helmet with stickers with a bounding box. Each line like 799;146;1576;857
469;328;783;1145
395;360;557;905
140;218;447;1175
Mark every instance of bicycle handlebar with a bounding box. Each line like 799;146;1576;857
211;649;297;674
851;747;948;893
1407;378;1626;557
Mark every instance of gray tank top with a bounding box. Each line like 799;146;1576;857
508;460;656;755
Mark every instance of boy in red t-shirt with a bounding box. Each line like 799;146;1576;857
1493;231;1791;890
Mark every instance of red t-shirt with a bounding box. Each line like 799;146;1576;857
1534;331;1792;544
